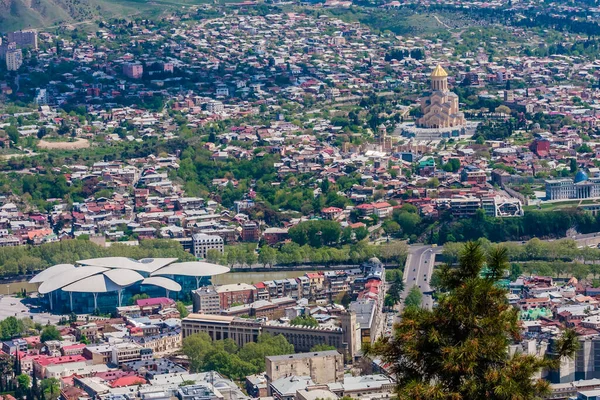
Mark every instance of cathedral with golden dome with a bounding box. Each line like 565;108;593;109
417;65;466;129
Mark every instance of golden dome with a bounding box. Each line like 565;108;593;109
431;64;448;78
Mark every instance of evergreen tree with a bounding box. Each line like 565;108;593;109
368;241;578;400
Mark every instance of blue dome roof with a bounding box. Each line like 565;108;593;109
575;170;589;183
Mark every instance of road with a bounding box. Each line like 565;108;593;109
401;245;442;311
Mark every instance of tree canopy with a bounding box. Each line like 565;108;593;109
368;241;578;400
40;325;62;343
182;333;294;380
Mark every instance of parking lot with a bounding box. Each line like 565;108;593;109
0;295;64;325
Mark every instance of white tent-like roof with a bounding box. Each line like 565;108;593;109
38;266;109;295
77;257;178;273
151;261;230;277
29;264;76;284
103;269;144;287
141;277;182;292
62;274;123;293
30;257;227;299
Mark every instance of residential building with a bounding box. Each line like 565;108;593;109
192;233;224;258
215;283;257;309
6;43;22;71
265;351;344;386
123;63;144;79
241;222;260;242
192;286;221;314
7;30;37;49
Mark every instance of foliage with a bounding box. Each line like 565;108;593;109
288;220;342;248
182;333;294;379
16;374;30;389
40;325;62;343
368;241;578;400
473;120;515;141
310;344;338;352
403;286;422;309
41;378;60;400
223;242;381;267
176;301;189;318
258;246;277;267
129;293;150;305
379;242;408;265
290;315;319;327
385;269;404;308
0;317;25;340
434;208;600;244
0;239;194;277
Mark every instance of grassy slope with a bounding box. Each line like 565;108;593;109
0;0;204;32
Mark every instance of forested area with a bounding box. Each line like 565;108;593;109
433;208;600;244
0;239;194;276
442;238;600;282
211;241;409;268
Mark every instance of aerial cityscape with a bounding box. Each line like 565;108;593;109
2;0;600;398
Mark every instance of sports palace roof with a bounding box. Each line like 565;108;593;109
30;257;230;295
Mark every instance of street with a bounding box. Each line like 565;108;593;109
402;245;442;310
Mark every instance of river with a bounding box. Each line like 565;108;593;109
1;270;316;295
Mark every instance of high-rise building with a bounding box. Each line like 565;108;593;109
6;43;23;71
123;63;143;79
504;79;515;103
7;30;37;50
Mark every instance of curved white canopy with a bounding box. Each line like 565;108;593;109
38;266;109;294
103;269;144;287
30;264;76;284
62;274;123;293
77;257;177;273
151;261;230;277
141;277;182;292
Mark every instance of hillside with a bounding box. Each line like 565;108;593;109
0;0;177;32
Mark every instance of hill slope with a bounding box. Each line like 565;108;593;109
0;0;177;32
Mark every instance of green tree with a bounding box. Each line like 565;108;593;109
40;325;62;343
0;316;24;339
310;344;337;352
354;226;369;241
369;242;578;400
182;332;214;372
404;286;422;309
129;293;150;305
258;246;277;268
17;373;30;389
290;315;319;327
206;249;222;264
288;220;341;248
79;334;90;345
237;334;294;371
5;126;19;145
41;378;60;400
176;301;189;318
334;291;352;308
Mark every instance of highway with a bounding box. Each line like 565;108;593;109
401;245;442;310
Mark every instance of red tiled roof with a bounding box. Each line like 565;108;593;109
109;376;147;388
